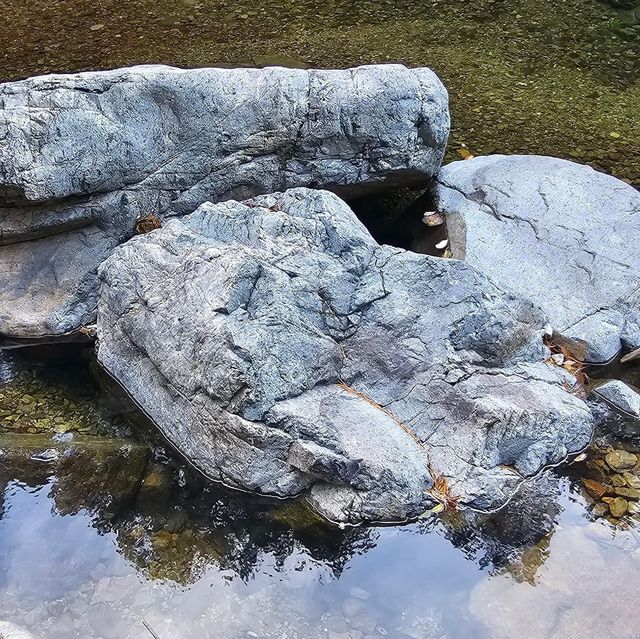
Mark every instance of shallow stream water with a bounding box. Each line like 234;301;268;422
1;351;640;639
1;0;640;637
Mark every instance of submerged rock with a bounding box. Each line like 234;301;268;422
96;187;593;523
605;449;637;472
433;155;640;364
0;63;449;342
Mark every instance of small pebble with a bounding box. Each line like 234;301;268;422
423;212;445;227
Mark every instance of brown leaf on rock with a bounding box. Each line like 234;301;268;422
135;214;162;234
427;461;459;511
544;331;589;390
337;381;459;511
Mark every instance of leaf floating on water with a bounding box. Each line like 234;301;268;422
435;239;449;250
419;503;445;518
574;452;588;462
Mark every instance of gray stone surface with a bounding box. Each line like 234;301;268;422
433;154;640;363
97;187;593;523
595;380;640;418
0;63;449;340
0;621;38;639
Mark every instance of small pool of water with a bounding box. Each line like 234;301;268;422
2;458;640;639
1;351;640;639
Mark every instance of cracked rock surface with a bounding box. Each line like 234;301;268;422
0;63;449;340
97;188;593;523
434;155;640;364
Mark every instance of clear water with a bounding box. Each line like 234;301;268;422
1;351;640;639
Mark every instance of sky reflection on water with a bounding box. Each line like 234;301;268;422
1;458;640;639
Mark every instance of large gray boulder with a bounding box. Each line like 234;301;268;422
0;64;449;341
96;187;593;524
434;155;640;363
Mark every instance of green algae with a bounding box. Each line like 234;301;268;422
0;0;638;184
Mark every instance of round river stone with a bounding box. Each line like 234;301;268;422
605;450;638;472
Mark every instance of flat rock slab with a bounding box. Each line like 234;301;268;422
434;155;640;363
0;63;449;341
97;187;593;523
595;380;640;418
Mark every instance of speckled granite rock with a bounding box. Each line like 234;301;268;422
96;187;593;523
0;63;449;340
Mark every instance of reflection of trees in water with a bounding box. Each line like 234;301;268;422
0;432;150;516
0;423;569;588
109;468;379;585
0;433;376;585
98;462;567;587
427;472;565;584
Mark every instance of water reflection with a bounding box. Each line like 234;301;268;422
2;428;640;639
2;354;640;638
